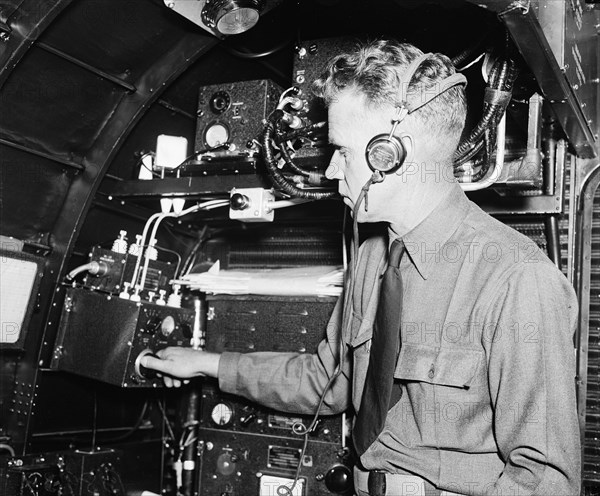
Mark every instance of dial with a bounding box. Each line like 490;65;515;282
204;122;230;148
144;315;162;334
211;402;233;426
209;91;231;114
160;315;175;337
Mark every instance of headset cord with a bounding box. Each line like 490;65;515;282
278;171;384;496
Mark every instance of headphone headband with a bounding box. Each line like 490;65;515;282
395;53;468;116
365;52;467;176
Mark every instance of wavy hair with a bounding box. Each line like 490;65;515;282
313;39;467;157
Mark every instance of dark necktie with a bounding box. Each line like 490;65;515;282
353;238;405;456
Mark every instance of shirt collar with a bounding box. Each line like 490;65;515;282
389;183;471;280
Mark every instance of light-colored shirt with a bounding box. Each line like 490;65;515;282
218;183;581;495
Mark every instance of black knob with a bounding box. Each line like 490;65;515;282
135;350;158;380
210;91;231;114
144;316;162;334
230;193;250;211
239;413;256;426
180;322;193;339
324;464;353;494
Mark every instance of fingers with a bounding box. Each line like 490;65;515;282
163;377;190;388
140;354;168;374
164;376;182;388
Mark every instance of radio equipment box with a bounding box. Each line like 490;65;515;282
198;295;353;496
83;246;176;298
291;38;357;169
51;287;195;387
193;79;282;167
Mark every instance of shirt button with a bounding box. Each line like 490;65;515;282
428;365;435;379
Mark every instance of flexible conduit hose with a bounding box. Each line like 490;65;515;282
455;58;507;160
66;261;107;281
275;120;310;177
454;56;517;182
262;110;336;200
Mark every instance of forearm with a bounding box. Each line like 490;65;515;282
217;297;350;415
218;347;350;415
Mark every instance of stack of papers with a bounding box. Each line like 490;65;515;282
175;262;344;296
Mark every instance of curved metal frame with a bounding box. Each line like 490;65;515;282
1;1;219;453
573;158;600;477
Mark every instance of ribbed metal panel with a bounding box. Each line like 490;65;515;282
583;187;600;489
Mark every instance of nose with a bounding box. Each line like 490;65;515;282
325;151;344;180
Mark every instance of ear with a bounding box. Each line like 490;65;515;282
395;132;414;175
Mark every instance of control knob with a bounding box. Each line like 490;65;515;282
324;464;353;494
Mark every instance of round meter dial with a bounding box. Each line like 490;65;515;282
160;315;175;337
204;122;230;148
211;402;234;427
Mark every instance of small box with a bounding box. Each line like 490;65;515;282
155;135;188;170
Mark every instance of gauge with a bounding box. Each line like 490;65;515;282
204;122;230;148
160;316;175;337
211;402;234;426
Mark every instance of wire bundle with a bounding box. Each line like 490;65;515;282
453;54;518;182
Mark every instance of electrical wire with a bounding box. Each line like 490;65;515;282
179;225;209;278
154;245;182;280
156;399;177;443
453;52;517;183
170;143;232;170
279;199;359;496
262;110;336;200
92;391;98;450
221;36;293;60
101;401;150;443
274;123;311;177
135;200;229;294
276;433;309;496
0;443;15;456
135;152;162;178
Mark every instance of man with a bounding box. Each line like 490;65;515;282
141;40;581;495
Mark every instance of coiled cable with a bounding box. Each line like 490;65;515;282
261;110;336;200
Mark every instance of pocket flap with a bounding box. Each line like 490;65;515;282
394;344;482;388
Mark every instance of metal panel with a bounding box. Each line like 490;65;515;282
534;0;599;148
468;0;599;158
0;145;75;241
0;46;128;158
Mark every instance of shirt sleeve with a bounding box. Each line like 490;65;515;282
217;295;351;415
483;260;581;495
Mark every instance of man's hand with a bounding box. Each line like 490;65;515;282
140;347;221;388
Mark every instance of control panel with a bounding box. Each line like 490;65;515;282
200;383;343;445
197;295;353;495
291;38;357;169
1;449;123;496
51;287;195;387
198;431;352;496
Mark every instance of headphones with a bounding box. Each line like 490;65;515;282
365;53;468;175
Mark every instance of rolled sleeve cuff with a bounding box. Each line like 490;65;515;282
217;351;243;394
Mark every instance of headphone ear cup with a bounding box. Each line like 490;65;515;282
365;134;407;174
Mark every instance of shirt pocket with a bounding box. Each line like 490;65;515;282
394;343;482;388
